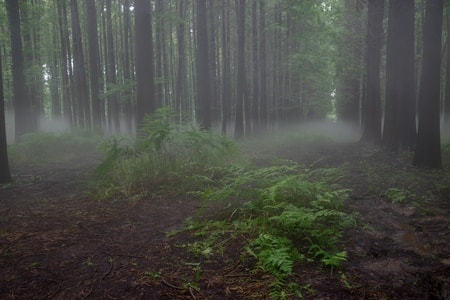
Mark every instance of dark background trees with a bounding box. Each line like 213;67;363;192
0;0;448;168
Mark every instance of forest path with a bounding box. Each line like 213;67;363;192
1;141;450;299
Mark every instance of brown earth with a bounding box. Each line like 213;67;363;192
1;141;449;299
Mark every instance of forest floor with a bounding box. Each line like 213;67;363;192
1;138;450;299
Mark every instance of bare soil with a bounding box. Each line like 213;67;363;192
1;141;449;299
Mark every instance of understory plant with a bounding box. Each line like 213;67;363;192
190;161;354;297
94;107;241;198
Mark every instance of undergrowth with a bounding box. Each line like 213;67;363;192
94;108;241;199
186;161;354;298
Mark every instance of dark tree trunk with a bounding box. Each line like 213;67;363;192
86;0;102;129
122;0;133;133
135;0;156;129
234;0;246;138
360;0;384;144
70;0;90;127
259;0;268;132
0;52;11;183
105;0;119;133
57;0;73;125
221;1;231;134
196;0;212;129
414;0;444;168
252;0;259;130
383;0;416;151
6;0;33;142
444;9;450;127
175;0;187;118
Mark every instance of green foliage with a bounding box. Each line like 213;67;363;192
384;188;407;204
188;160;353;296
94;107;241;199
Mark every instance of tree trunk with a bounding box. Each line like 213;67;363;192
383;0;416;151
70;0;90;127
196;0;212;129
175;0;187;119
6;0;33;142
221;1;231;134
444;8;450;127
235;0;246;138
259;1;268;132
414;0;444;168
57;0;73;126
135;0;156;130
105;0;119;133
86;0;102;129
360;0;384;144
0;51;11;183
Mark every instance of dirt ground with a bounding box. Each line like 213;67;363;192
1;141;450;299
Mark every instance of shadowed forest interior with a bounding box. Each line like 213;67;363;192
0;1;450;299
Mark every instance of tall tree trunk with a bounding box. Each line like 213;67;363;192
196;0;212;129
70;0;90;127
444;8;450;127
0;51;11;183
105;0;119;133
414;0;444;168
135;0;156;130
221;1;231;134
235;0;246;138
383;0;416;151
86;0;102;130
6;0;33;142
122;0;133;133
360;0;384;144
57;0;73;125
175;0;187;119
252;0;259;131
259;1;268;132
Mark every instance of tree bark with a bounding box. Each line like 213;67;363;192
0;51;11;183
234;0;246;138
196;0;212;129
135;0;156;130
86;0;102;129
360;0;384;144
383;0;416;151
6;0;33;142
70;0;90;127
414;0;444;168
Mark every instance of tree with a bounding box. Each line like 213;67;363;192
235;0;246;138
6;0;33;142
414;0;444;168
86;0;102;129
221;0;231;134
69;0;90;127
196;0;212;129
383;0;416;152
135;0;156;129
360;0;384;144
0;51;11;183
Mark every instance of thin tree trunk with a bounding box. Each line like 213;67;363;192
0;51;11;183
235;0;246;138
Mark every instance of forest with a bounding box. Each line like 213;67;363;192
0;0;450;299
